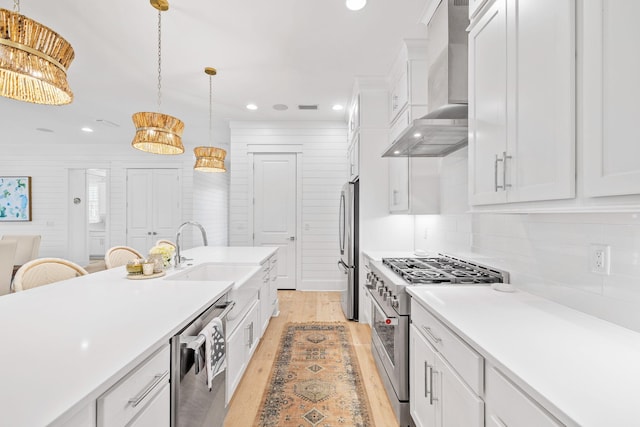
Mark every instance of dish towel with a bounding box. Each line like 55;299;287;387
198;317;226;391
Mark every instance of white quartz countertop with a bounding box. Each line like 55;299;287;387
0;245;277;427
361;250;426;261
406;286;640;426
181;246;277;266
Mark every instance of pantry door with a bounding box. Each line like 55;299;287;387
253;153;298;289
126;169;180;254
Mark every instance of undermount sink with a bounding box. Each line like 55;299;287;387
168;263;260;287
167;262;263;333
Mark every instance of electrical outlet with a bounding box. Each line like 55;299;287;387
590;244;611;275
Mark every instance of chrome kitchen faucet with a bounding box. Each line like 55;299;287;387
175;221;208;268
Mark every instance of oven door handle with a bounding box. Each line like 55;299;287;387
371;292;397;322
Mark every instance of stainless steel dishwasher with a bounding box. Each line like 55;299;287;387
170;295;235;427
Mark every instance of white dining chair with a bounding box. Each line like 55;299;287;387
0;240;17;296
1;234;41;266
104;246;144;269
13;258;89;292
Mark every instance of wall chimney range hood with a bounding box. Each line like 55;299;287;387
383;0;469;158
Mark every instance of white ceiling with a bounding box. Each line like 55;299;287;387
1;0;428;146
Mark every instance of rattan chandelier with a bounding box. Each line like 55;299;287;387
0;1;75;105
194;67;227;172
131;0;184;155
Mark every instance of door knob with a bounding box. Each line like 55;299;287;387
288;236;295;241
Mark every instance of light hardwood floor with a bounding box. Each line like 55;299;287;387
224;290;398;427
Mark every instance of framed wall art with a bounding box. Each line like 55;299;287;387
0;176;32;222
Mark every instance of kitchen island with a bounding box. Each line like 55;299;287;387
407;285;640;427
0;245;277;427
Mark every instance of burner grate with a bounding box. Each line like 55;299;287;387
382;256;505;285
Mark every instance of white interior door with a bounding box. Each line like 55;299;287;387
127;170;154;253
127;169;180;255
253;154;297;290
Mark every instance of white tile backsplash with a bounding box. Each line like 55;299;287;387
412;149;640;332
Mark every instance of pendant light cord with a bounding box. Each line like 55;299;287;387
157;10;162;111
209;74;213;146
13;0;19;12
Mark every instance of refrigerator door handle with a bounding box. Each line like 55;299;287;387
338;259;350;274
338;192;346;255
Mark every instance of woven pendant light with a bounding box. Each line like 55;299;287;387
194;67;226;172
132;1;184;155
0;2;75;105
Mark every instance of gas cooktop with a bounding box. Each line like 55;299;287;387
382;255;508;284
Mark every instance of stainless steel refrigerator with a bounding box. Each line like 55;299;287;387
338;180;358;321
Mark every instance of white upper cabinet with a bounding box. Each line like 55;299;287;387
388;39;429;130
469;0;489;19
468;0;575;206
389;157;440;214
347;94;360;144
348;134;360;182
583;0;640;197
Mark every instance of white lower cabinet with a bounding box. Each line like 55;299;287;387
485;365;562;427
410;324;483;427
128;383;170;427
259;270;271;335
226;300;259;404
410;298;565;427
97;345;170;427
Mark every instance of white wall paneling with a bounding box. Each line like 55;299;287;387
192;140;230;248
230;122;347;291
0;124;230;263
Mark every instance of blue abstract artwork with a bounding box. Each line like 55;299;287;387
0;177;31;221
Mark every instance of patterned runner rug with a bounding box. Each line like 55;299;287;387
255;322;373;427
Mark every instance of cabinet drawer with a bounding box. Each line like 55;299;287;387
411;301;483;395
98;345;170;427
269;255;277;269
486;366;562;427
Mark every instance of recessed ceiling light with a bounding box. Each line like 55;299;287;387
346;0;367;11
81;127;94;133
273;104;288;111
35;127;54;133
246;103;258;110
413;132;422;138
332;104;344;111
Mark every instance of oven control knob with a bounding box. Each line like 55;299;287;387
391;297;399;309
383;291;391;301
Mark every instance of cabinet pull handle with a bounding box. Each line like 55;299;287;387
246;322;254;346
494;154;504;191
422;326;442;344
428;365;436;405
128;371;168;408
503;151;512;189
424;361;430;400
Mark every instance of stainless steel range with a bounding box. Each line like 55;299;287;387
367;254;509;427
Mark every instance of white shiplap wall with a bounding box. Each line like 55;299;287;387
0;125;230;260
192;140;230;247
229;121;347;291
